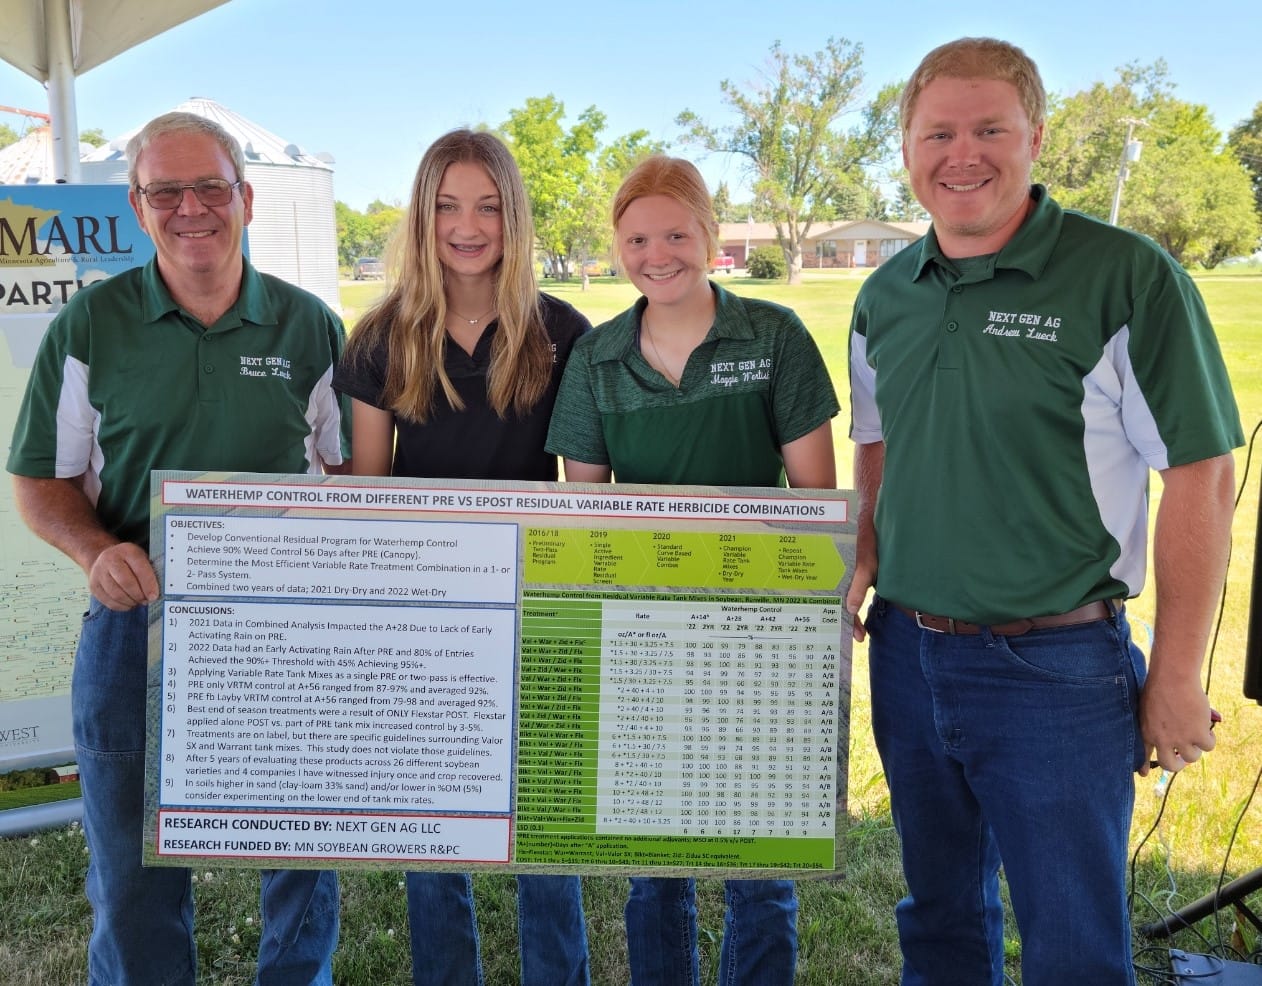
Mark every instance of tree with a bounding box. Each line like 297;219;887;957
1036;61;1175;215
746;245;786;279
677;37;900;283
888;173;928;222
566;156;613;288
581;130;667;281
1036;63;1258;265
365;202;404;259
0;123;108;153
712;190;777;224
1124;139;1259;266
712;181;737;223
598;129;667;185
1228;102;1262;226
501;97;664;286
334;201;371;268
827;173;888;221
499;96;604;282
334;200;403;270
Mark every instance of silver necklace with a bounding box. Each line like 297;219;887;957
642;316;682;387
449;307;494;326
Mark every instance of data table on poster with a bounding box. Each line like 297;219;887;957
516;592;841;870
146;474;853;877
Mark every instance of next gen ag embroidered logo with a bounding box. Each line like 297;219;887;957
710;358;772;388
981;309;1062;343
239;354;293;379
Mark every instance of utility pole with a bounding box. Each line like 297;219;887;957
1108;118;1147;226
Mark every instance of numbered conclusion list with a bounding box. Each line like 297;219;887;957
158;513;521;863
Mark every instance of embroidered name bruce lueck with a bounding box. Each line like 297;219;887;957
239;354;292;379
981;309;1062;342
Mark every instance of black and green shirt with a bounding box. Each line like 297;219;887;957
333;293;589;481
849;185;1243;623
547;282;838;487
8;258;351;549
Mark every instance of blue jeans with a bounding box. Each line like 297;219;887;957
866;597;1145;986
74;600;340;985
625;877;797;985
406;872;588;986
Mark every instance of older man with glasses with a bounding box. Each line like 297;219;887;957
8;111;350;986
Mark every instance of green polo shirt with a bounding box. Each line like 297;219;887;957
546;282;838;487
8;258;351;549
849;186;1242;624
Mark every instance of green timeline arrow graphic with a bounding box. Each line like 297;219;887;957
524;529;844;590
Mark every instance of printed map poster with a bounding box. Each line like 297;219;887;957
145;471;854;878
0;185;155;770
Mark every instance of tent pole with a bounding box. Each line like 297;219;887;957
44;0;81;182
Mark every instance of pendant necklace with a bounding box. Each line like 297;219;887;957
449;307;495;326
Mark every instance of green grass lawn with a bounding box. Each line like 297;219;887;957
2;269;1258;984
0;782;80;812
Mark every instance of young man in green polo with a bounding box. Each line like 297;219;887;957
846;38;1241;985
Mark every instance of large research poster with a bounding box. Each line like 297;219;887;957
145;472;854;878
0;186;155;770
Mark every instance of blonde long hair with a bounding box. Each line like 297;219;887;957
346;129;552;421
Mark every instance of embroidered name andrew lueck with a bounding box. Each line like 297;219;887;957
981;309;1061;342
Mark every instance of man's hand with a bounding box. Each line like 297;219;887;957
1139;665;1216;775
12;475;157;611
846;561;876;643
88;542;159;611
1141;454;1235;775
849;441;885;643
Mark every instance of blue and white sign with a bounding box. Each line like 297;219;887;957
1;184;155;771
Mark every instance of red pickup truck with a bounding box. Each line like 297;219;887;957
709;251;735;274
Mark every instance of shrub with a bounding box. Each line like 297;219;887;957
746;245;787;280
0;768;55;791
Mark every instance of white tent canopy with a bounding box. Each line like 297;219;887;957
0;0;228;180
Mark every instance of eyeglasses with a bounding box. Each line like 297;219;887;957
137;178;241;210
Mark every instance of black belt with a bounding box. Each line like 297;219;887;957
893;600;1117;636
